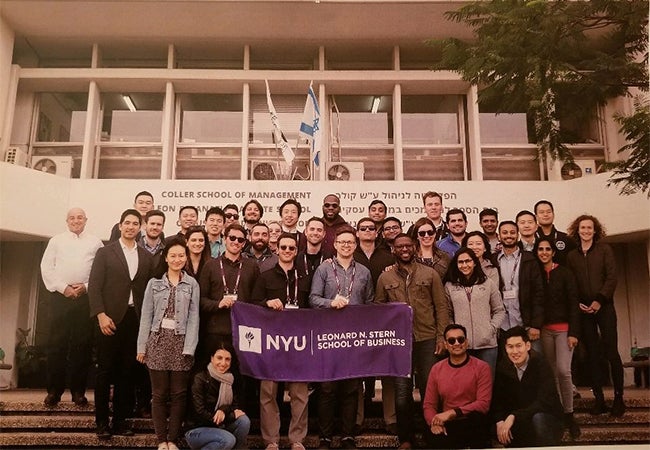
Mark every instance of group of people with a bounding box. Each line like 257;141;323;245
39;189;626;449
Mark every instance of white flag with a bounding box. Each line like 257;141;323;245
299;82;321;167
265;80;295;165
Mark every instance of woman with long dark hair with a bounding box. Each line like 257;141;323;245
567;214;624;417
411;217;450;280
185;226;212;280
462;231;499;289
445;247;505;375
137;237;200;450
185;344;250;450
535;237;581;438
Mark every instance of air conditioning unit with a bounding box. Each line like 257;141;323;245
547;159;597;181
325;162;364;181
4;147;28;166
250;161;293;180
30;156;73;177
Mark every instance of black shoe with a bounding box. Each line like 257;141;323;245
341;437;357;450
71;394;88;407
565;413;581;440
318;438;331;449
589;390;609;415
43;393;60;407
112;423;135;436
96;424;112;440
611;394;625;417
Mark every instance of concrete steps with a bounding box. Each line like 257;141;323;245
0;388;648;448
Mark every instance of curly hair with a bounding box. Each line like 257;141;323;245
567;214;606;242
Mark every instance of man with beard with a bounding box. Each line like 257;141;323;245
479;208;501;255
496;221;545;353
244;222;278;272
242;199;264;234
204;206;226;258
375;234;450;450
320;194;348;255
296;217;332;283
139;210;165;258
380;217;402;252
437;209;468;258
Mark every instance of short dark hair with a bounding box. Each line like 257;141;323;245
250;222;269;233
335;225;357;237
422;191;443;206
223;203;239;212
224;223;247;237
479;208;498;221
534;200;554;214
516;210;536;222
120;208;141;224
392;233;413;243
279;198;302;217
533;237;557;254
461;231;492;256
145;209;165;224
369;199;387;212
356;217;376;229
446;208;467;223
383;216;402;227
278;232;298;245
503;326;530;344
243;199;264;219
179;205;199;217
305;216;325;228
134;191;154;202
444;323;467;339
498;220;518;232
205;206;225;222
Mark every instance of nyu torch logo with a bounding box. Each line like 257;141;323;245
238;326;262;354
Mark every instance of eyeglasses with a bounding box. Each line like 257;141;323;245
279;245;297;251
323;203;339;208
358;226;376;232
418;229;435;237
383;225;401;232
457;259;473;265
446;336;466;345
227;235;246;244
224;213;239;220
335;240;356;246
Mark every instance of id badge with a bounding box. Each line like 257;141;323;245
503;290;517;300
223;294;238;303
161;318;175;329
285;303;299;310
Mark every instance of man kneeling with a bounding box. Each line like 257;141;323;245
492;326;564;447
423;324;492;449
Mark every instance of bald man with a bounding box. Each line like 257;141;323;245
41;207;103;407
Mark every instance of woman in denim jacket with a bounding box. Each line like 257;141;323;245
137;236;200;450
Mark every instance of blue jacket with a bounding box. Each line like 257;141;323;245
137;271;200;356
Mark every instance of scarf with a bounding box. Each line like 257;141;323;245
207;363;234;412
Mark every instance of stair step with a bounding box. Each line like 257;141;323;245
567;425;650;444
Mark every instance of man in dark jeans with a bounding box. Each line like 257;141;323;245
375;234;450;450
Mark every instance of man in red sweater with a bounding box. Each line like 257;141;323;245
422;324;492;448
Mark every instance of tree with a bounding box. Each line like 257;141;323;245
431;0;648;193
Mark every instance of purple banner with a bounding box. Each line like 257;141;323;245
231;302;413;382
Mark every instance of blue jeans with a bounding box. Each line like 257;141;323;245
394;338;439;444
511;412;562;447
469;347;498;380
185;415;251;450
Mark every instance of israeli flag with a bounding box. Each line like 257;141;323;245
299;82;321;167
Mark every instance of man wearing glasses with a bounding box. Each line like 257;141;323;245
375;233;450;450
422;324;492;449
380;217;403;252
320;194;348;255
252;233;311;450
310;226;374;449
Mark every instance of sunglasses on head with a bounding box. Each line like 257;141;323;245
323;203;339;208
446;336;466;345
418;229;435;237
227;235;246;243
225;213;239;220
358;226;376;232
279;245;297;251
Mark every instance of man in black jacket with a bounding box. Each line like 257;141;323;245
492;326;564;447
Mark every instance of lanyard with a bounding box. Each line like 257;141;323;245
286;269;299;306
506;253;521;289
219;258;242;295
331;259;355;297
304;253;323;274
